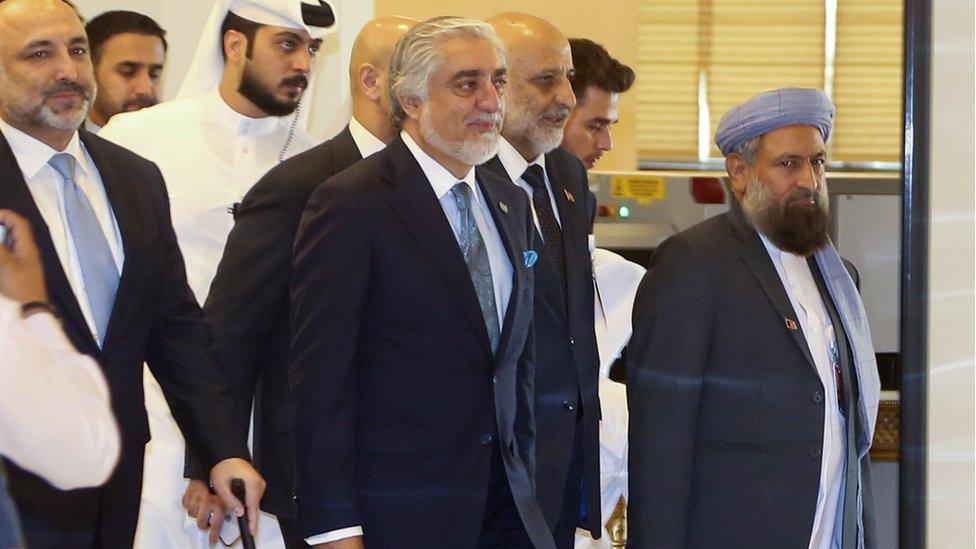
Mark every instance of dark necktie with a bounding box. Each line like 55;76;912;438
521;164;567;301
49;153;119;346
450;182;500;353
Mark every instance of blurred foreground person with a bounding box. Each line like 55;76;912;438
627;88;880;548
0;210;121;549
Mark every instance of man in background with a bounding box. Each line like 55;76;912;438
84;10;167;132
560;38;634;170
484;13;603;547
201;15;416;548
99;1;336;547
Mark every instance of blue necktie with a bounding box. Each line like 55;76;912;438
49;153;119;346
450;182;500;353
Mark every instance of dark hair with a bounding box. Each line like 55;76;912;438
569;38;635;102
85;11;167;64
220;11;262;62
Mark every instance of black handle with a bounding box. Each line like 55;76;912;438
231;478;257;549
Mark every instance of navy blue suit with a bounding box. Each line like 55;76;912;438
289;136;552;548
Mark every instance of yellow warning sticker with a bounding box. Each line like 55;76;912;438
609;176;666;205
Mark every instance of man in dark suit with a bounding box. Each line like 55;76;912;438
289;16;554;549
198;15;416;547
0;1;265;547
626;88;881;548
483;13;602;547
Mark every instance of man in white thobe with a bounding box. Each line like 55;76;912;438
99;1;337;547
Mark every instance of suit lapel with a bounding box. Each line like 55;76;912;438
331;126;362;165
382;138;492;354
79;131;138;350
728;202;817;372
475;168;522;355
0;130;94;350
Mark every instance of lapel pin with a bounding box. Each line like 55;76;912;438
564;189;575;203
499;201;509;213
523;250;538;268
785;318;798;331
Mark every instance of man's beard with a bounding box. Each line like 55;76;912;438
121;94;158;112
238;65;307;117
1;80;94;131
420;107;503;167
504;100;569;155
740;174;830;256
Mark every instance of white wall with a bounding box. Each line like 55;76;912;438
74;0;374;138
927;0;975;546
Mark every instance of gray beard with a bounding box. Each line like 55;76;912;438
420;107;501;167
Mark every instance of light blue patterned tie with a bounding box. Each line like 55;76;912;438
49;153;118;346
450;182;500;353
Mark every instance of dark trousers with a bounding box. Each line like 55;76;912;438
552;413;585;548
9;442;143;549
477;440;535;549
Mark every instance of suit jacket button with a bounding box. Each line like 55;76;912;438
809;446;822;458
569;337;576;345
813;391;823;404
563;400;575;411
492;374;498;384
480;434;493;445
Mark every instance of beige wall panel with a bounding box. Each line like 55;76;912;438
375;0;640;171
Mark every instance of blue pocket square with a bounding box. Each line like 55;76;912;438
523;250;538;268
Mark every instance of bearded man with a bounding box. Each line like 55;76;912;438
626;88;881;549
481;13;602;548
97;1;336;547
289;16;554;549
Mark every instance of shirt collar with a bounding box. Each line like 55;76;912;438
0;117;90;179
496;137;545;184
400;130;477;200
209;87;282;137
349;117;386;158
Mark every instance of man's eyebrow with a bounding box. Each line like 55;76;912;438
274;31;306;42
493;68;507;78
452;69;485;79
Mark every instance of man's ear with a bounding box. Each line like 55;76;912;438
399;93;422;121
726;153;749;196
223;30;247;64
358;63;382;102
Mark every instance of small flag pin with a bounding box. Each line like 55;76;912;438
499;202;509;213
564;189;575;203
785;318;798;330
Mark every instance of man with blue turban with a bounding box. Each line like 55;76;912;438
626;88;881;548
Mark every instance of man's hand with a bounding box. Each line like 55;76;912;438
0;210;47;304
181;479;226;544
315;536;365;549
210;458;266;538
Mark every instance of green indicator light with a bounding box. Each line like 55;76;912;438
618;206;631;218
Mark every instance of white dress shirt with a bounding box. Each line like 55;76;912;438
760;235;846;549
348;117;386;159
495;137;562;232
0;119;124;344
305;131;515;546
0;294;120;490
